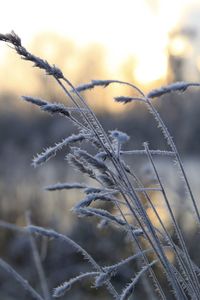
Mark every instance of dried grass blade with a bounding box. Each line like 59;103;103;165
0;258;44;300
120;260;158;300
147;82;200;98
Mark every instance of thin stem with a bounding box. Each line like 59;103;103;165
144;143;200;297
106;177;166;300
26;212;51;300
130;161;199;297
0;258;44;300
146;98;200;225
110;162;186;299
26;226;119;299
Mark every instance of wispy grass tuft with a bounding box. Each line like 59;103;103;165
0;31;200;300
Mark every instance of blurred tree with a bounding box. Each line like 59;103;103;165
166;3;200;82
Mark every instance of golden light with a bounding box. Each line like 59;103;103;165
196;55;200;71
0;0;198;90
134;52;168;84
147;205;171;229
169;35;192;57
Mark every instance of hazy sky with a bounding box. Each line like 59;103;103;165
0;0;199;84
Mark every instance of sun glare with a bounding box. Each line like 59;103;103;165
0;0;198;87
169;36;193;57
134;54;167;84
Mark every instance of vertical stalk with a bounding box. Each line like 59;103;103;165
144;143;200;297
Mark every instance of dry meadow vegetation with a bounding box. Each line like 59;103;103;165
0;32;200;300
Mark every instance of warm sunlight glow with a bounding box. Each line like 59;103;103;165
196;56;200;71
131;0;197;84
0;0;199;87
134;50;168;84
169;36;192;57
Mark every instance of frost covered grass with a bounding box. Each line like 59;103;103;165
0;31;200;299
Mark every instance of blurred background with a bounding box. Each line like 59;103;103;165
0;0;200;299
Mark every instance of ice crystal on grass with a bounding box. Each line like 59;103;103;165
33;134;86;167
147;82;200;98
1;32;200;300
